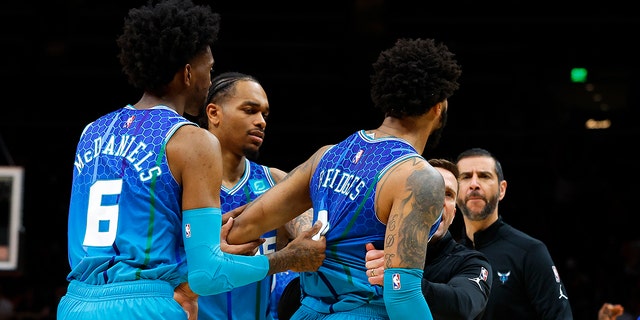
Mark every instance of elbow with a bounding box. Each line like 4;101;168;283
188;270;232;296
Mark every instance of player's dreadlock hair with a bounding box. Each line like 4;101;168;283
370;38;462;118
197;72;261;128
117;0;221;96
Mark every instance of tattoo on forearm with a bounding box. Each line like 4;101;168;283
287;210;313;238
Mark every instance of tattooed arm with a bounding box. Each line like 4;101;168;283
378;158;444;270
377;157;445;319
227;145;330;245
268;166;314;250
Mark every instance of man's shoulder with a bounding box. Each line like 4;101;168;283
490;222;553;260
498;222;545;247
450;241;491;263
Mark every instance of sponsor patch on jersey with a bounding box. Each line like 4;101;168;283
392;273;401;290
552;265;560;283
185;224;191;238
249;179;269;194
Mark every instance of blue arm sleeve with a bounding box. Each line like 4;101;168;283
384;268;433;320
182;207;269;296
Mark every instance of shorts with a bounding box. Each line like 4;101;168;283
291;303;388;320
57;280;186;320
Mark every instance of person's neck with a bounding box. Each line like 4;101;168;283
374;116;432;154
463;212;499;242
134;92;184;114
221;150;246;188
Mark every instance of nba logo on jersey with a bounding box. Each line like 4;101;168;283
480;267;488;281
185;224;191;238
392;273;401;290
124;115;135;128
352;149;364;164
552;266;560;283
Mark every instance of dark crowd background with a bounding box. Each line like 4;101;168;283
0;1;638;319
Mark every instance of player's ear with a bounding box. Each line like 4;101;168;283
206;103;222;127
435;101;446;116
182;64;192;85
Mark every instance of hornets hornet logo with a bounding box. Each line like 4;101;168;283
497;270;511;284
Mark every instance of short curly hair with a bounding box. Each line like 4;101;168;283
370;38;462;118
116;0;221;96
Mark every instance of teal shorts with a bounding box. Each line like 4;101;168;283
57;280;185;319
291;303;388;320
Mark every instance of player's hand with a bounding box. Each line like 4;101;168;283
277;221;326;272
220;216;264;255
598;302;624;320
174;282;198;320
365;242;385;286
222;203;247;225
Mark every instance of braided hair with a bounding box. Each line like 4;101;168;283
197;72;261;128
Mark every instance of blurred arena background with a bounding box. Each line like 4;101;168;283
0;1;638;318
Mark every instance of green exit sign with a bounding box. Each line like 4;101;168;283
571;68;588;83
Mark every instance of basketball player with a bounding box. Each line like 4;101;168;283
57;2;325;319
196;72;308;320
227;38;462;319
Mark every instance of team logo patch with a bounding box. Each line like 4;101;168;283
185;224;191;238
552;266;561;283
392;273;401;290
497;271;511;284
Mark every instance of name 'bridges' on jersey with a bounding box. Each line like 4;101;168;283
317;168;367;201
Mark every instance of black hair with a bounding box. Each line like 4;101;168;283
208;72;260;104
456;148;505;182
116;0;221;96
370;38;462;118
197;71;261;128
